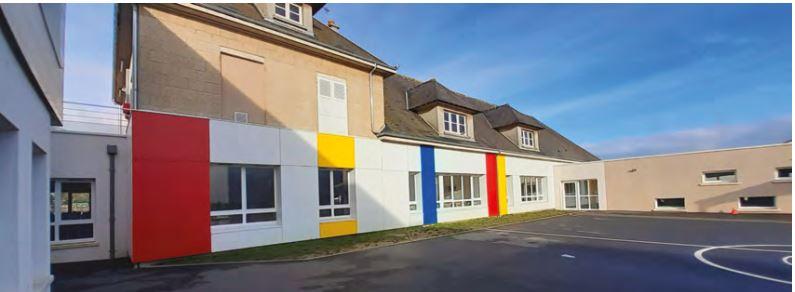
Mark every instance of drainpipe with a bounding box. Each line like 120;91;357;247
131;4;139;109
405;90;409;110
106;145;118;260
368;62;377;133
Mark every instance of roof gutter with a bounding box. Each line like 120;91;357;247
378;134;579;163
176;3;397;74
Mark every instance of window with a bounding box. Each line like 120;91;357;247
319;169;353;218
775;167;791;180
739;196;775;208
703;170;737;184
275;3;302;24
655;198;685;209
408;172;420;211
443;110;467;136
436;174;481;209
50;180;93;242
210;165;278;226
317;74;348;135
519;129;536;149
520;176;546;202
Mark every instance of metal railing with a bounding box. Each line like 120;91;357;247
58;101;129;135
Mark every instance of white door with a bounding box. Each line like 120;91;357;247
563;180;599;210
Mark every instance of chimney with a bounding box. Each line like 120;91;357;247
327;19;340;31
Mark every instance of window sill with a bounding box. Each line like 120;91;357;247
51;240;98;250
653;207;686;212
319;216;356;223
699;182;740;186
772;179;792;183
738;207;779;212
271;16;308;32
518;146;540;152
437;205;486;212
211;222;281;234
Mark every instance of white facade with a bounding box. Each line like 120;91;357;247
505;156;562;213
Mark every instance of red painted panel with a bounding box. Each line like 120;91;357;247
485;153;499;217
131;111;210;263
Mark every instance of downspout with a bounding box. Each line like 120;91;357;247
131;4;139;109
368;62;377;133
106;145;118;260
405;90;409;110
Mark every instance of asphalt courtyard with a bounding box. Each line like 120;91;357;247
53;212;792;292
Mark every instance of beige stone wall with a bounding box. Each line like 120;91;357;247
604;144;792;213
137;5;385;138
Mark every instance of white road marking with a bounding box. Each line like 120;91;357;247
576;213;791;224
484;228;791;253
694;245;792;285
561;254;576;259
784;256;793;266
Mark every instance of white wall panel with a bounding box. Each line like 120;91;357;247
354;169;385;233
212;226;283;252
406;145;421;172
434;148;485;174
210;120;280;165
280;165;320;242
355;138;383;170
382;142;408;171
437;207;489;223
380;170;410;229
280;129;317;167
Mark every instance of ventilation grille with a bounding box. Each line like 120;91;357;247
234;112;249;123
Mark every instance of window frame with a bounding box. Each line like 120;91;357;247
654;197;686;210
50;178;95;244
701;169;738;185
442;110;468;137
436;174;482;210
318;168;355;220
774;167;792;181
518;128;538;150
519;176;546;203
274;3;303;25
738;196;776;210
210;164;280;228
408;172;421;212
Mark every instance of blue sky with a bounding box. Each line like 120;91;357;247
65;4;792;158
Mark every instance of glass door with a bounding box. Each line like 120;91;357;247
563;180;599;210
563;182;577;209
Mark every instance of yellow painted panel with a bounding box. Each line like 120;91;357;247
317;133;355;168
497;155;508;215
319;220;358;238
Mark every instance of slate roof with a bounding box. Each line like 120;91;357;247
407;79;494;113
381;74;599;162
198;3;392;69
483;104;545;130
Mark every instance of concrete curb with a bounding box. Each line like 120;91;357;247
139;211;573;269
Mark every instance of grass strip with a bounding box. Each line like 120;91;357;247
158;209;569;265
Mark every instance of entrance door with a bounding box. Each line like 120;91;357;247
563;180;599;210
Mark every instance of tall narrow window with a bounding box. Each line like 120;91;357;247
317;75;348;135
275;3;302;24
210;164;278;226
520;176;546;202
319;169;353;218
50;179;94;242
443;110;467;136
519;129;537;149
408;172;420;211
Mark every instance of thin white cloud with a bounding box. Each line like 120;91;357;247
583;116;792;159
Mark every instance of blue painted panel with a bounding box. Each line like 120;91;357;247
420;145;437;224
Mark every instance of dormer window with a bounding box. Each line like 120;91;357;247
443;110;467;136
275;3;302;24
519;128;537;149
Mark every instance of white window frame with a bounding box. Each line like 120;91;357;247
443;110;468;136
520;176;546;203
317;74;349;135
436;174;482;209
774;167;792;182
519;128;537;149
738;196;776;210
654;197;686;210
50;179;95;244
210;165;280;228
319;169;354;220
275;3;302;25
408;172;421;212
701;170;738;185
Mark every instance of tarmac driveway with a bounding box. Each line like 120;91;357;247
53;212;792;292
